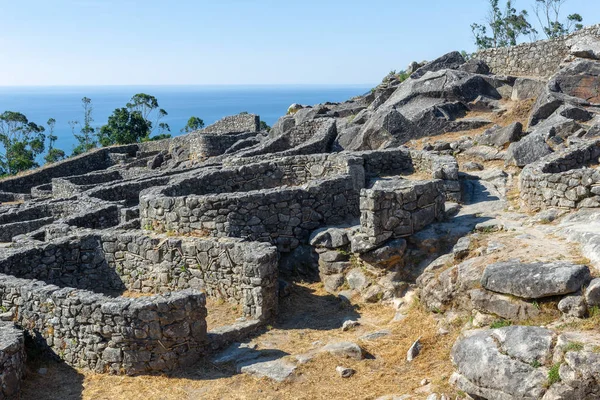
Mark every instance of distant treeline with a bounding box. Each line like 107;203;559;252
0;93;205;177
471;0;585;50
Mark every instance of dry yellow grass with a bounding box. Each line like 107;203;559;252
20;283;461;400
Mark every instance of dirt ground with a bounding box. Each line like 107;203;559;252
20;282;460;400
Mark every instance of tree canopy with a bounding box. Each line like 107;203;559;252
0;111;46;175
98;108;151;146
472;0;584;49
180;116;205;133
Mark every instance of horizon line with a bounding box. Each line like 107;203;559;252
0;83;376;88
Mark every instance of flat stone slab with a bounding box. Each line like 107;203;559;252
321;341;364;360
238;358;297;382
481;261;590;299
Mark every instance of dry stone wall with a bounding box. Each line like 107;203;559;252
359;179;445;244
99;232;279;320
0;322;25;400
170;131;256;162
0;145;138;194
520;140;600;210
142;176;360;252
0;275;206;375
200;113;260;134
476;24;600;78
355;148;461;201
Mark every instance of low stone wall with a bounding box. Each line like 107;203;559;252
170;132;256;162
31;184;52;199
100;232;279;320
0;145;138;194
87;177;170;206
142;176;360;252
0;322;25;400
0;234;124;293
476;24;600;78
52;171;123;198
0;275;206;375
167;153;353;197
519;140;600;210
0;201;77;242
355;148;461;202
0;231;278;321
359;179;445;244
0;217;55;243
200;114;260;134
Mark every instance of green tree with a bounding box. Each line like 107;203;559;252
471;0;536;49
44;118;65;164
71;97;97;156
0;111;46;175
126;93;170;138
534;0;583;39
98;108;151;146
180;116;205;133
260;121;271;131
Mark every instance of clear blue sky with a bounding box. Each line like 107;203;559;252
1;0;598;86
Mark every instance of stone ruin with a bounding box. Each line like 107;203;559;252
0;110;457;393
4;25;600;397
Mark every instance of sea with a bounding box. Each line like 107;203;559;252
0;85;372;157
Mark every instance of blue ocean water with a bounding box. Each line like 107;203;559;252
0;85;371;157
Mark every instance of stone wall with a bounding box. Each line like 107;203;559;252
142;176;361;252
355;148;461;202
519;140;600;210
359;179;445;245
167;153;353;197
0;275;206;375
476;24;600;78
200;113;260;134
0;322;25;400
0;234;124;293
0;145;138;194
170;132;256;162
52;171;123;198
0;232;278;321
99;232;279;320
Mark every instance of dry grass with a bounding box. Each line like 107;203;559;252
20;283;462;400
205;298;244;331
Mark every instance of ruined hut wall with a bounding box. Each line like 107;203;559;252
520;140;600;210
360;180;446;242
0;276;206;375
100;232;279;320
0;322;25;400
141;176;361;252
200;114;260;134
0;145;138;194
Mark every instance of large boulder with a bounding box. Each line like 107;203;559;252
568;35;600;60
481;261;591;299
385;69;502;109
451;326;553;399
458;58;490;75
550;59;600;105
505;132;553;167
411;51;466;80
347;107;421;150
511;77;546;101
469;288;540;321
397;99;490;136
478;122;522;148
